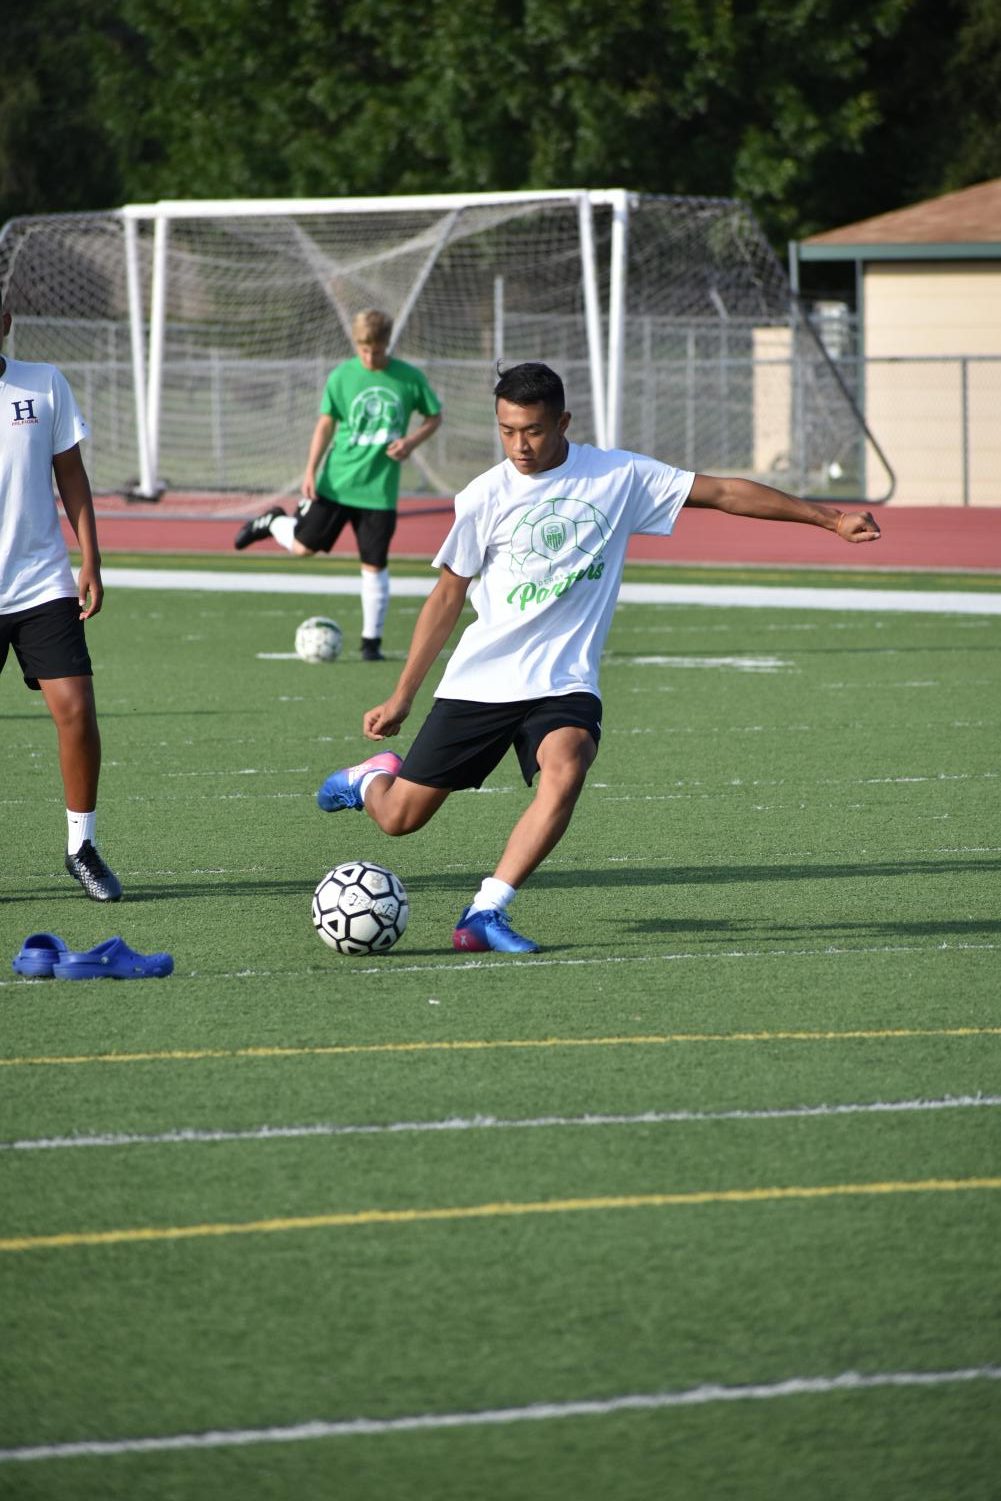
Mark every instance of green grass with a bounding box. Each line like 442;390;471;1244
1;578;999;1499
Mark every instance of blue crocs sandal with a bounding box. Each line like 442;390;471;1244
12;932;69;978
51;936;174;981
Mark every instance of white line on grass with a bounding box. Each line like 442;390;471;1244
614;655;793;671
339;939;999;978
4;938;994;989
4;1095;998;1155
596;768;999;798
2;1366;998;1463
101;568;1001;615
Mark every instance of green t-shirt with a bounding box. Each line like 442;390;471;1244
316;355;442;511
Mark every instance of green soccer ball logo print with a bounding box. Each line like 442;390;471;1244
348;386;404;446
508;497;611;579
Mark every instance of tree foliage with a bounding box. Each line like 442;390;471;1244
2;0;999;249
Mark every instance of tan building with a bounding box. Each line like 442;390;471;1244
792;179;1001;506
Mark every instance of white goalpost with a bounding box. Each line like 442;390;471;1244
0;190;893;505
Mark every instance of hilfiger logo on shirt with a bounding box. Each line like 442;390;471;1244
9;398;39;426
505;495;610;610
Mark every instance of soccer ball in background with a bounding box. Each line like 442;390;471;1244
312;861;409;955
295;616;343;664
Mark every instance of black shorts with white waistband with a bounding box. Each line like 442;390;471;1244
399;693;602;790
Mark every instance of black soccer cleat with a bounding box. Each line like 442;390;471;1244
65;840;123;902
234;506;286;550
360;636;385;662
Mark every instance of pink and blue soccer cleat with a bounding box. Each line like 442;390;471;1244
316;751;403;812
452;905;539;954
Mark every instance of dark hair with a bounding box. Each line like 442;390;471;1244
493;362;565;417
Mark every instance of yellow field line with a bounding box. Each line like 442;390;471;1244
3;1177;1000;1255
2;1026;999;1071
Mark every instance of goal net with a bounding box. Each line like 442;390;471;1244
0;191;891;507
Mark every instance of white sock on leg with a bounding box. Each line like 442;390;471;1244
361;567;390;641
469;877;516;914
271;515;297;551
359;769;395;804
67;809;96;856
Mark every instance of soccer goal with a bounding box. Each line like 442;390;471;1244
0;190;893;505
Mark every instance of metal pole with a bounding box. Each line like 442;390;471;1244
578;195;607;447
960;356;970;505
606;189;629;449
146;215;170;493
211;348;225;487
685;329;695;468
493;275;504;464
123;216;154;497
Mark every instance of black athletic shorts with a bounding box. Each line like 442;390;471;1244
399;692;602;790
295;496;397;568
0;597;92;691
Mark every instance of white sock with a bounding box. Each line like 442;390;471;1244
361;567;390;640
67;809;96;855
359;768;395;804
271;515;297;551
469;877;516;914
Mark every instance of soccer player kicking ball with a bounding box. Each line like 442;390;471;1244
317;362;880;953
0;292;121;901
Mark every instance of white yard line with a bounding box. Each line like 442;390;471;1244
102;568;1001;615
2;1366;998;1463
339;939;999;977
3;937;997;989
4;1095;998;1155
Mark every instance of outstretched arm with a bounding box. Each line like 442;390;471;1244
363;565;471;741
686;474;881;543
53;444;104;618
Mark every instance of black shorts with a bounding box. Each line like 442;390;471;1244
0;597;92;691
400;693;602;790
295;497;397;568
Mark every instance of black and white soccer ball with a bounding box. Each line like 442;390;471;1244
312;861;409;955
295;616;343;664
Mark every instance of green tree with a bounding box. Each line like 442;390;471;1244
0;2;121;223
4;0;999;251
941;0;1001;188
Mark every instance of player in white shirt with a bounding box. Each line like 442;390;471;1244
0;294;121;901
317;362;880;953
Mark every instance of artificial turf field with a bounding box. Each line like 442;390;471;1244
1;559;999;1499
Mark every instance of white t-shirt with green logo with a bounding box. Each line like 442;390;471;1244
432;441;694;703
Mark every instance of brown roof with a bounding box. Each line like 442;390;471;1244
805;178;1001;245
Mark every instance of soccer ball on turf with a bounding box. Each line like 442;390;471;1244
312;861;409;955
295;616;343;664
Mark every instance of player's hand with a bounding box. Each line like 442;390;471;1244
363;694;412;741
77;567;104;619
385;438;410;462
835;511;881;543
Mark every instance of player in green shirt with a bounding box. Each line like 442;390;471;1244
235;310;443;660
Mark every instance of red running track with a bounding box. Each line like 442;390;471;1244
70;500;1001;572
